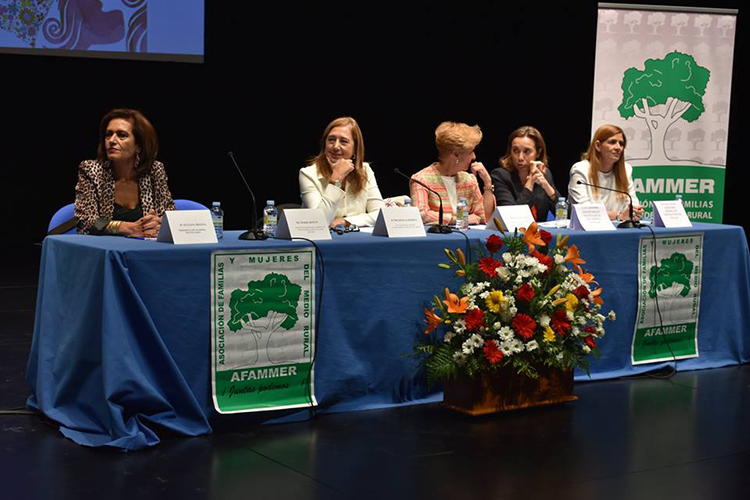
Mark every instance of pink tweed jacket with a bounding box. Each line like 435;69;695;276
409;163;486;225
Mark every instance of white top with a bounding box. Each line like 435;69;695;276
299;162;385;227
568;160;639;215
441;176;458;212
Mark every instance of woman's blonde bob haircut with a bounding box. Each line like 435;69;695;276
435;121;483;158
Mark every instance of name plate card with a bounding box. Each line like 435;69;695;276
569;203;616;231
653;201;692;228
275;209;332;241
372;207;427;238
157;210;218;244
484;205;535;233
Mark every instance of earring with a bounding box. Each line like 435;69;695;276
134;152;141;167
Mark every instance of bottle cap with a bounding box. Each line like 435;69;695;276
266;200;275;205
212;202;220;207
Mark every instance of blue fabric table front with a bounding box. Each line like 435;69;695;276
26;224;750;450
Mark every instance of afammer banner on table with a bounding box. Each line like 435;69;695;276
632;233;703;364
592;4;737;222
211;248;317;413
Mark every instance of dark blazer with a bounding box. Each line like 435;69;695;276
491;167;560;222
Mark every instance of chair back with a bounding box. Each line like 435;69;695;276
174;199;209;211
48;203;77;235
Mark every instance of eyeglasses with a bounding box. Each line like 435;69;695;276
332;224;360;235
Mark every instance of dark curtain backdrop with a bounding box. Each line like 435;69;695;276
2;1;744;255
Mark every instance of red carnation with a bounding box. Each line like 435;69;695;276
484;341;504;364
551;309;571;336
583;325;597;335
465;308;486;331
531;250;553;274
584;335;597;349
517;283;535;303
539;229;553;246
479;256;503;278
572;285;591;300
485;234;504;254
512;313;537;340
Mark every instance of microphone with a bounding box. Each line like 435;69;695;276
393;167;452;234
575;179;641;228
227;151;268;240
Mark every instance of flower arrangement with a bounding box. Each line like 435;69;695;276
418;223;615;383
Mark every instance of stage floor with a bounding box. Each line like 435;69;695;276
2;247;749;500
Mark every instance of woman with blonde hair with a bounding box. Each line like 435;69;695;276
299;116;385;227
410;121;495;227
491;126;559;221
568;125;643;222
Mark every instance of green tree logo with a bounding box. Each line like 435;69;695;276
648;252;693;323
228;273;302;365
618;51;710;165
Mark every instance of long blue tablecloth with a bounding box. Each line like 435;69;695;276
26;223;750;450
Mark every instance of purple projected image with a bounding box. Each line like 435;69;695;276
0;0;203;61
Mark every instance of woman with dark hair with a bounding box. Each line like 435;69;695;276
75;108;175;236
568;124;643;222
299;116;384;227
491;126;559;221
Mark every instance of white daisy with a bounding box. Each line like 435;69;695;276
538;314;551;328
511;339;524;353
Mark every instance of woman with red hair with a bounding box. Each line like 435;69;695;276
568;125;643;222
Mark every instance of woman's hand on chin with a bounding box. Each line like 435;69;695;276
328;157;355;184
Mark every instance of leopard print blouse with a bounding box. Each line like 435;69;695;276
75;159;176;234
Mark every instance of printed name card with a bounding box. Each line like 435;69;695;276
652;201;692;228
275;209;332;240
569;203;616;231
158;210;218;244
372;207;426;238
484;205;535;233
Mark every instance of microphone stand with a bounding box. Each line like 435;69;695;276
393;168;452;234
575;179;641;229
227;151;268;240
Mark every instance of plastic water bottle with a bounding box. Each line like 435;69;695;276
455;197;469;231
676;194;683;205
263;200;278;237
555;196;568;220
211;202;223;239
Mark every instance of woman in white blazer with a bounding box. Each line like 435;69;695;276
299;117;384;227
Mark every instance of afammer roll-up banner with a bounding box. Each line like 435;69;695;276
592;4;738;222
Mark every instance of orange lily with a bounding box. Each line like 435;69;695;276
575;264;597;285
424;307;443;334
564;244;586;266
456;248;466;266
520;222;546;252
590;288;604;305
552;297;569;307
443;288;469;314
